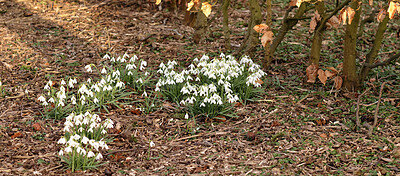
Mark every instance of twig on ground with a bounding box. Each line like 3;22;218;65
356;87;371;128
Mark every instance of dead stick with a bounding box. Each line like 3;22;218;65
373;82;386;128
356;87;371;128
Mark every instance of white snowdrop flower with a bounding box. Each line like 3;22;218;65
101;67;107;74
103;54;110;60
96;153;103;160
99;140;109;149
68;80;74;88
127;71;133;75
68;139;79;148
87;151;95;158
87;78;91;83
85;65;92;72
101;129;107;134
93;98;99;104
48;97;55;103
136;78;143;83
195;77;200;82
155;86;160;92
142;91;148;97
116;81;125;88
106;85;113;91
57;100;65;107
104;119;114;129
220;53;225;58
38;95;46;102
180;86;189;94
44;84;50;90
116;56;121;62
185;113;189;119
180;100;186;105
112;70;120;78
99;79;106;86
208;84;217;93
123;53;129;59
78;84;88;94
58;137;66;144
110;57;115;62
71;96;76;105
42;101;48;106
77;147;86;155
61;79;66;85
130;55;138;62
200;102;206;107
120;57;126;63
145;71;149;76
88;127;94;133
58;150;64;156
140;60;147;71
64;146;72;153
78;127;84;132
81;136;89;144
72;134;81;141
150;141;155;147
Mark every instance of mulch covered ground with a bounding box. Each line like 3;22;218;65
1;0;400;175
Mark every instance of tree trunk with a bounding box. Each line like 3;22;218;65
222;0;231;51
193;0;208;44
263;0;272;69
309;1;326;65
243;0;262;57
359;15;389;82
343;0;362;91
263;3;308;68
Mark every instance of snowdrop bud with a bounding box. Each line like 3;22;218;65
85;65;92;72
101;68;107;74
150;141;155;147
185;113;189;119
87;151;95;158
142;91;148;97
38;95;46;102
57;137;66;144
58;150;64;156
103;54;110;60
96;153;103;160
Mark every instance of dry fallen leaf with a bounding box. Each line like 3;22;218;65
306;64;318;83
214;115;226;122
289;0;297;7
155;0;161;5
320;133;328;138
11;131;23;139
32;123;42;131
333;76;343;90
317;69;327;85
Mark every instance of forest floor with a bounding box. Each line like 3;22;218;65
0;0;400;175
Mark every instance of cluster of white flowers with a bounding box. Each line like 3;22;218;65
58;111;113;161
38;78;78;107
102;53;149;92
155;53;265;110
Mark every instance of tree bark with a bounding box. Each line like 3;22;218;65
309;1;326;65
343;0;362;91
359;15;389;82
193;0;208;44
222;0;231;51
263;3;309;68
243;0;262;57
